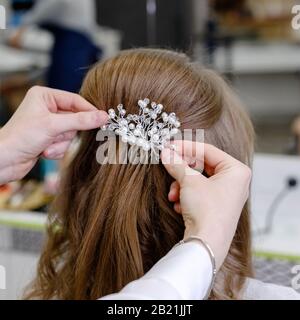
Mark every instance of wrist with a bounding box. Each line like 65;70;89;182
0;127;18;184
0;128;11;169
184;224;227;271
0;125;38;184
183;217;202;239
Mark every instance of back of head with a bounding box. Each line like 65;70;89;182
27;49;254;300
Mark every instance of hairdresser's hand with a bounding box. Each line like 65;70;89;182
161;142;252;270
0;86;108;184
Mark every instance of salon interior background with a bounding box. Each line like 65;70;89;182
0;0;300;299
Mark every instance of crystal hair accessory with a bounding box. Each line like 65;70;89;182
101;98;181;159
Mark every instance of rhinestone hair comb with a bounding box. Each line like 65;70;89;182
101;98;181;159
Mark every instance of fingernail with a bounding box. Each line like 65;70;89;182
169;144;178;152
46;148;55;158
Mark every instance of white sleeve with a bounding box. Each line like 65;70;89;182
100;242;213;300
22;0;64;26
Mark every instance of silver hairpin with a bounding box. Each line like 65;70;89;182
101;98;181;159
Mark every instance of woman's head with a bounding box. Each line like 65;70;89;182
27;49;254;300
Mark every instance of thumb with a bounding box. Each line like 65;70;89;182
50;110;108;135
161;148;200;185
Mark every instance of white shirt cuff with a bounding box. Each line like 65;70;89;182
101;242;213;300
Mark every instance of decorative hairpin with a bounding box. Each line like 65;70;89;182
101;98;181;159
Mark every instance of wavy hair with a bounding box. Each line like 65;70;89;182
25;49;254;300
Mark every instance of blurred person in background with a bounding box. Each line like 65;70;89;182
9;0;100;93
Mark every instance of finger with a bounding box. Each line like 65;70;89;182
49;110;108;136
53;131;77;143
43;140;72;159
174;202;182;214
173;141;239;173
44;87;99;113
161;148;200;185
168;181;180;202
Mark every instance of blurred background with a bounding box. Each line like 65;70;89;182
0;0;300;299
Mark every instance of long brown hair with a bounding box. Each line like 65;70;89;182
26;49;254;300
